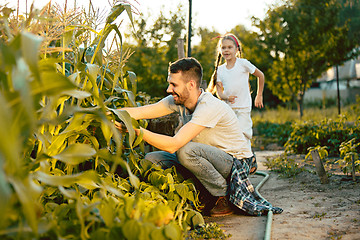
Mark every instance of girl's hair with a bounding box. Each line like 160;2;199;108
206;33;242;94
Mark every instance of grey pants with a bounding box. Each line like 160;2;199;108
145;142;234;196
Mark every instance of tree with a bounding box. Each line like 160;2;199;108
338;0;360;47
191;27;220;87
123;5;186;98
254;0;357;117
231;25;283;109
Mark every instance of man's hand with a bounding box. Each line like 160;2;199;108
114;120;128;133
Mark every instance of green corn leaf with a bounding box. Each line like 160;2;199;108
12;57;30;91
58;186;79;199
35;170;99;188
123;3;135;31
127;71;137;95
101;120;113;144
9;176;43;234
62;29;74;48
21;32;42;81
106;4;127;24
0;162;11;216
25;71;76;103
61;90;92;99
122;89;136;107
126;163;140;189
111;109;136;148
0;94;22;174
52;143;96;165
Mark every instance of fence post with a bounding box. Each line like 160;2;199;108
311;149;329;184
177;38;185;59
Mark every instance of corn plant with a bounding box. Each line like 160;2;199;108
0;3;207;239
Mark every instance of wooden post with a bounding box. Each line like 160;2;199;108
311;149;329;184
351;155;356;182
177;38;185;59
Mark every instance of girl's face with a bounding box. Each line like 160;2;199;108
221;39;237;62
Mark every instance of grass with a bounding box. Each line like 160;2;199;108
252;103;359;124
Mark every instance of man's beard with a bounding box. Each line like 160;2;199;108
173;89;189;105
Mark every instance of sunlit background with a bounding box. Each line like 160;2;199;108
7;0;277;32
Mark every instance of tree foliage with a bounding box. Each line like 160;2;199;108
123;5;186;98
191;27;220;87
253;0;359;117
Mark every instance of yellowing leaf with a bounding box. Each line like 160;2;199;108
21;32;43;80
35;170;99;188
52;143;96;165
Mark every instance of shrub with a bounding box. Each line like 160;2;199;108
264;154;305;178
253;121;293;146
284;117;360;157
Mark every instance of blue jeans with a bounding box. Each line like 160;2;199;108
145;142;234;196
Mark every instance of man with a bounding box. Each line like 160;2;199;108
120;57;255;216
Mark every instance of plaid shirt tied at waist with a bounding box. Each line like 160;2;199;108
228;156;283;216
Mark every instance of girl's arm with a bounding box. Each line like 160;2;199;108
216;82;237;104
215;82;226;100
253;68;265;108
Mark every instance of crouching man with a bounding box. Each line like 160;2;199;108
118;57;281;217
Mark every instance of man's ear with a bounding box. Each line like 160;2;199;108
189;79;196;89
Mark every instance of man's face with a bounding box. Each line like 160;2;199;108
166;72;190;105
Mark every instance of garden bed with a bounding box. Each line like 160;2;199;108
207;151;360;240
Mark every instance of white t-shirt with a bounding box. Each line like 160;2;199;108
217;58;256;111
160;91;253;159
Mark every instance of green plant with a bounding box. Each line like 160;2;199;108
305;146;329;161
337;138;360;175
0;3;220;239
284;117;360;157
186;223;231;239
253;121;292;146
264;154;304;178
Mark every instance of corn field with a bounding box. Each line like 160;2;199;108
0;2;210;239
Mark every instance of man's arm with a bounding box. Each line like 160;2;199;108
136;122;205;154
122;100;174;120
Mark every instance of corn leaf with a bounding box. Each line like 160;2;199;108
21;32;42;81
111;109;136;148
52;143;96;165
106;4;127;24
35;170;100;188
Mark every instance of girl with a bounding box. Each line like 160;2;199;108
206;33;265;152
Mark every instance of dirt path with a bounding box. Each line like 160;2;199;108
205;151;360;240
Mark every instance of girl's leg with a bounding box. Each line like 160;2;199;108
176;142;234;196
234;109;252;149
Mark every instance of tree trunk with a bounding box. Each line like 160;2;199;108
296;93;304;119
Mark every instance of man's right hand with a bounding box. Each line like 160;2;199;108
113;120;128;133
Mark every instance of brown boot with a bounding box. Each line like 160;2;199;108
210;196;233;217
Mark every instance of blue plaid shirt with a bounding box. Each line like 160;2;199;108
228;156;283;216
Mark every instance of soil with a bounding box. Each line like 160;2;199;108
205;151;360;240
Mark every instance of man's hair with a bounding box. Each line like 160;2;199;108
168;57;203;88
